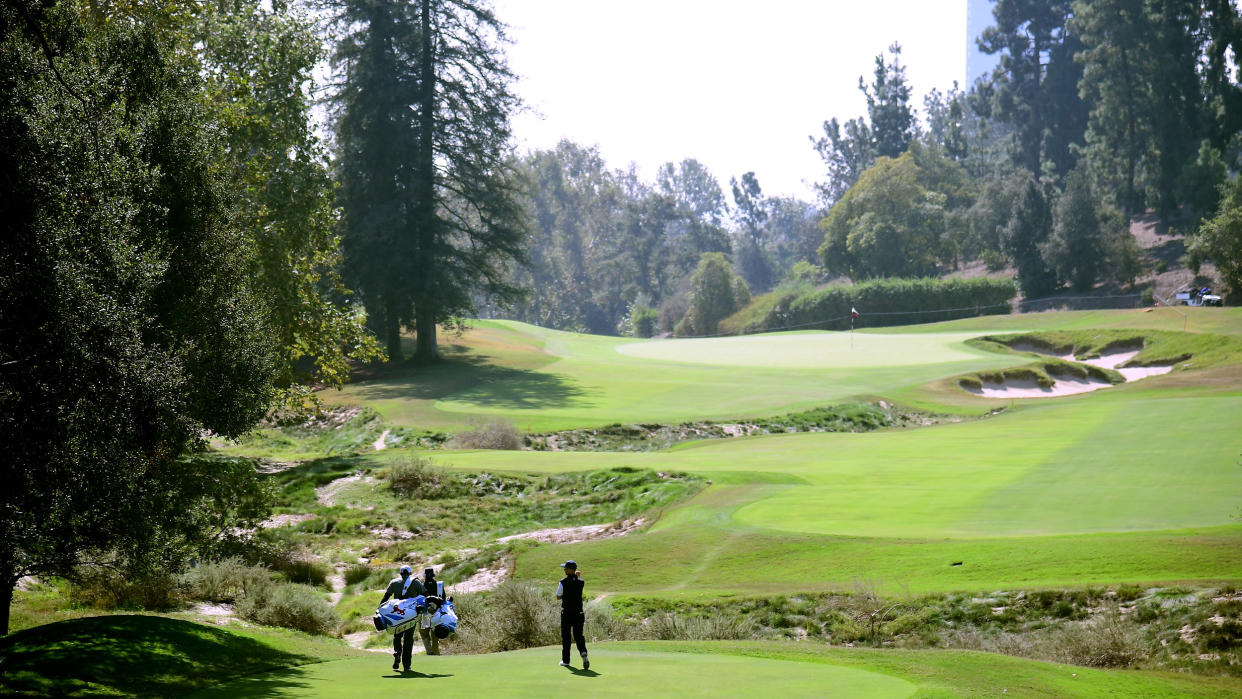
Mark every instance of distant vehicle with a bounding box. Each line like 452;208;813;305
1175;286;1223;307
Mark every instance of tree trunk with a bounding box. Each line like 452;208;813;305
385;307;402;362
2;576;14;636
413;0;439;363
414;308;438;362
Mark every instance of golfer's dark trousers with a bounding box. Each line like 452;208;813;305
561;611;586;664
393;627;416;669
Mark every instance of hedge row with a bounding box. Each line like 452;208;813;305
719;277;1017;334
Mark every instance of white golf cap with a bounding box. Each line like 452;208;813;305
400;565;412;573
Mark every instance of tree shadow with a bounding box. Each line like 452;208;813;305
348;353;589;411
0;615;320;697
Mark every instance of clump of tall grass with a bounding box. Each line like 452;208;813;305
448;419;522;450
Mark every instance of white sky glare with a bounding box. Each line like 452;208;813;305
496;0;969;202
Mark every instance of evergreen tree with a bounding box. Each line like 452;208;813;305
980;0;1086;179
329;0;423;359
1002;176;1058;298
1045;169;1116;291
730;172;777;292
864;43;916;159
330;0;526;361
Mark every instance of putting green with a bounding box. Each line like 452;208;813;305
615;331;990;368
190;646;916;698
331;320;1021;430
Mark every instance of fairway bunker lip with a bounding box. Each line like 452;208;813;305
965;376;1113;398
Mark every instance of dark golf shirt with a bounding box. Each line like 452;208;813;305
381;575;424;603
557;575;584;614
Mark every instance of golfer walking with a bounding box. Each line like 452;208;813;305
556;560;589;669
380;564;424;671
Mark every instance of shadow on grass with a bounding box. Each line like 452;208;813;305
0;615;319;697
349;354;589;411
565;665;601;677
383;670;453;679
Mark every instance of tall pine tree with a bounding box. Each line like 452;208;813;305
330;0;525;361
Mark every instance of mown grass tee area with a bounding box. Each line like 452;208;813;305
7;307;1242;696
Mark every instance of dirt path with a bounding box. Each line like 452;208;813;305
315;473;378;507
328;569;346;607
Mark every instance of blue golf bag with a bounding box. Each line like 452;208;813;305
429;598;458;639
372;594;426;635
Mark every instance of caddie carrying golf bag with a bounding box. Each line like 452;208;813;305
373;594;426;635
431;597;458;638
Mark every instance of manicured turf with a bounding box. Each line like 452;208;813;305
192;645;915;698
188;641;1242;698
8;618;1241;698
427;376;1242;594
328;320;1021;431
614;330;991;368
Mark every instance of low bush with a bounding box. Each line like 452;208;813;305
387;457;464;499
646;611;750;641
448;419;522;450
71;567;181;611
237;582;340;636
274;556;330;587
181;558;274;603
343;564;374;587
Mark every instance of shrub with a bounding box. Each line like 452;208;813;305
720;276;1016;335
448;419;522;450
1054;609;1145;667
237;582;340;636
72;567;181;611
387;457;464;499
343;564;374;587
275;555;330;587
182;558;275;603
484;582;559;651
646;611;750;640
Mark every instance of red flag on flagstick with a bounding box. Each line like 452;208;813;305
851;307;859;318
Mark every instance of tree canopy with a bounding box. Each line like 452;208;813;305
0;0;276;634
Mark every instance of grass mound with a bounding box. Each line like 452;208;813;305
0;615;356;696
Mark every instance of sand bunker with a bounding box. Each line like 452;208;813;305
497;518;646;545
1117;365;1174;381
973;341;1177;399
966;376;1113;399
1080;348;1140;370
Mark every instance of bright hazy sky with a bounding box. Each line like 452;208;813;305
495;0;969;202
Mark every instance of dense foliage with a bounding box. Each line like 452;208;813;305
0;1;276;634
721;277;1016;335
329;0;527;361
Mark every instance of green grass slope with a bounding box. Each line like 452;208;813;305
190;641;1242;698
326;320;1023;431
0;615;360;696
433;381;1242;595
